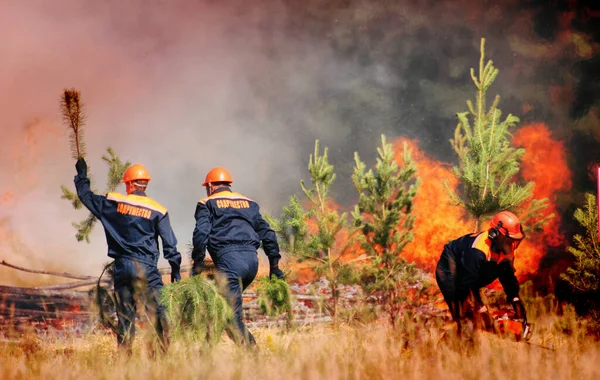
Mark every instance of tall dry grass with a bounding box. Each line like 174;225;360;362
0;302;599;380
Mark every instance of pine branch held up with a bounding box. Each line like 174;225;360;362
61;89;86;160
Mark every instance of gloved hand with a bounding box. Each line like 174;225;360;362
191;261;204;277
75;157;87;176
269;266;284;280
171;272;181;283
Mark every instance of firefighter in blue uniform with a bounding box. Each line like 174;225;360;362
74;158;181;353
435;211;528;337
191;167;284;346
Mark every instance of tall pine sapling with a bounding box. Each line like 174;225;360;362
447;38;549;232
280;140;357;321
352;135;425;326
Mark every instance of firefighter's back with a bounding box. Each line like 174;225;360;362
100;191;168;265
201;189;261;255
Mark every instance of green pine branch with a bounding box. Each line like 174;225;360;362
102;147;131;192
264;195;314;257
160;275;233;345
60;185;83;209
447;38;547;232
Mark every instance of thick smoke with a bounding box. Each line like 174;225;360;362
0;0;598;285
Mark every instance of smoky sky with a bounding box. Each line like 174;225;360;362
0;0;598;284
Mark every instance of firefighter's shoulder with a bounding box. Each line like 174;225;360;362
198;191;254;204
107;192;167;215
471;231;491;254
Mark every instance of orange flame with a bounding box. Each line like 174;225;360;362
288;127;570;285
511;123;572;277
393;138;470;271
288;198;360;284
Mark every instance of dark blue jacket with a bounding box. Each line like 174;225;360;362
443;232;520;301
192;187;281;266
74;174;181;272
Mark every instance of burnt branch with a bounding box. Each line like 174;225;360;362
61;89;86;160
0;260;95;280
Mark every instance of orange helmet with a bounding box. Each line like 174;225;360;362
202;167;233;186
489;211;525;240
122;164;151;183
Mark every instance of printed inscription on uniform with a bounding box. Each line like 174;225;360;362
117;203;152;219
216;199;250;209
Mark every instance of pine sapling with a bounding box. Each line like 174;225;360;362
447;38;548;232
352;135;426;326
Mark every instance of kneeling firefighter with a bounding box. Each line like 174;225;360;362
191;167;284;346
435;211;529;337
74;158;182;353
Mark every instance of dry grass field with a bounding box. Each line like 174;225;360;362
1;303;598;380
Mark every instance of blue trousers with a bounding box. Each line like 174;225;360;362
113;258;168;353
213;249;259;345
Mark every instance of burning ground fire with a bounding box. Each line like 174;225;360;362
291;123;571;285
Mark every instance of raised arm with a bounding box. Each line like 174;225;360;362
74;158;108;218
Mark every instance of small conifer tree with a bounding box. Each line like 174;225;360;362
561;193;600;294
447;38;550;232
269;141;357;322
352;135;426;326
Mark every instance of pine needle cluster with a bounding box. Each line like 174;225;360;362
255;276;293;322
160;275;233;345
264;195;313;257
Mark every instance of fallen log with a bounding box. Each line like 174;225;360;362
0;308;92;318
0;294;89;305
1;260;95;280
36;279;109;291
0;286;90;298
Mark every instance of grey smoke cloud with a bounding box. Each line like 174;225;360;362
1;0;594;284
0;0;380;283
